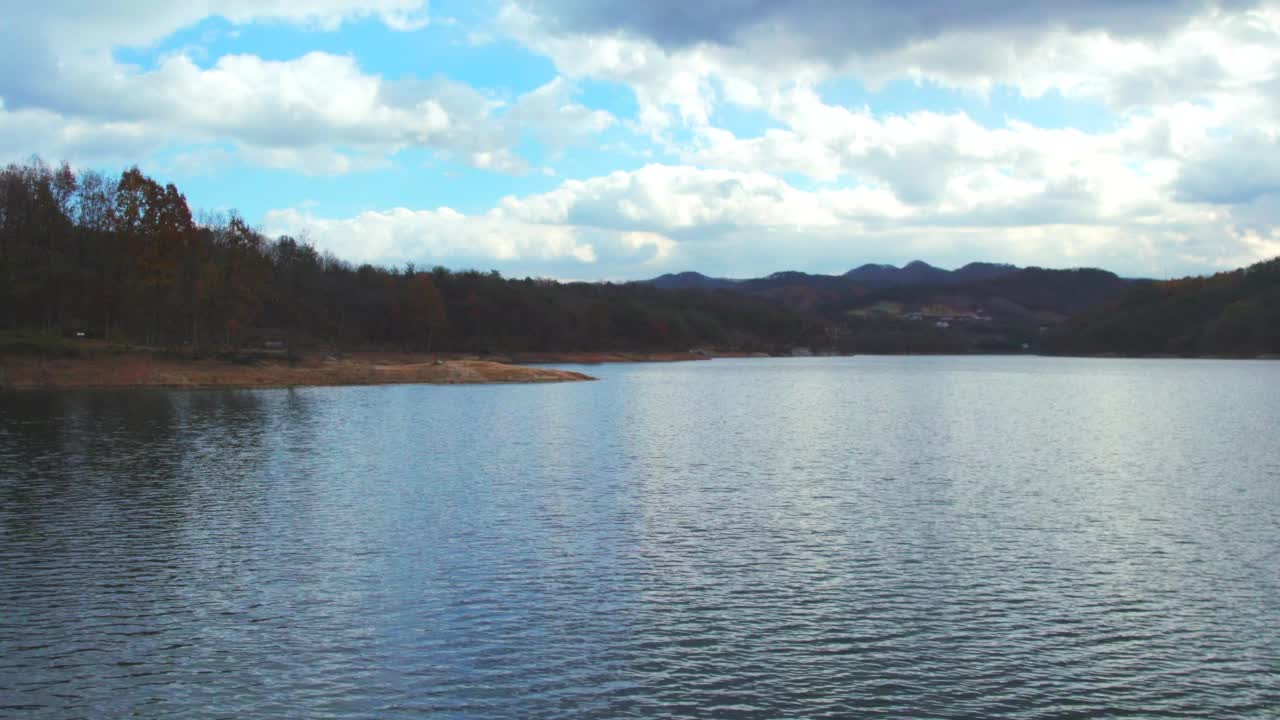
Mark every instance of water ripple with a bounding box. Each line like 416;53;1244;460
2;357;1279;718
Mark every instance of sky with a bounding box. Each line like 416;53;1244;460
3;0;1279;280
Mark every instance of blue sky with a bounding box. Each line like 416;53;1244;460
3;1;1279;279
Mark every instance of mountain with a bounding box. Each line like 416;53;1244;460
642;261;1139;353
1044;258;1280;356
894;260;951;286
843;263;908;288
739;271;850;292
950;261;1021;284
815;266;1136;352
842;267;1128;313
842;260;1018;288
648;271;738;290
650;260;1020;292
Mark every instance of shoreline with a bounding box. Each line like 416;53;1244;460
0;351;595;391
5;347;1275;391
0;344;776;391
0;347;778;391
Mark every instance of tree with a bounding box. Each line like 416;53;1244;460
1;156;829;357
401;271;447;351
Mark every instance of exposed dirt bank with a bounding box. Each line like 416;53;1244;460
0;351;595;390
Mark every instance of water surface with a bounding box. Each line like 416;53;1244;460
2;357;1278;718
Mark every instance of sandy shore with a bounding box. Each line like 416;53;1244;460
0;351;595;390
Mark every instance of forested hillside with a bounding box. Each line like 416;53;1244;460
808;267;1138;354
1044;258;1280;356
646;263;1138;354
0;158;809;355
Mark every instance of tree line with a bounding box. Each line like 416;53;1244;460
0;157;811;355
1043;257;1280;356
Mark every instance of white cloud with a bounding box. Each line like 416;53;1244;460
1;50;488;173
851;7;1280;123
503;77;616;151
500;4;795;135
511;1;1277;105
259;163;1278;279
504;1;1280;127
1176;131;1280;205
496;163;906;235
686;90;1195;218
1;2;616;174
239;145;392;175
0;107;161;165
262;198;703;277
8;1;430;51
264;205;599;266
0;48;622;174
493;1;1280;275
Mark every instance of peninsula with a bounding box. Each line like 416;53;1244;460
0;347;594;391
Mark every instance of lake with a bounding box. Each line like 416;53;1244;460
2;356;1278;718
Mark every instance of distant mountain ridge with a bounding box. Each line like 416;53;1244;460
647;260;1020;292
643;260;1144;354
647;271;739;290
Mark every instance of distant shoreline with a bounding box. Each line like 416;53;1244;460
5;347;1277;391
0;344;796;391
502;351;770;364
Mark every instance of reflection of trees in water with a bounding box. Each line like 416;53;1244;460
0;389;324;704
0;390;317;556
